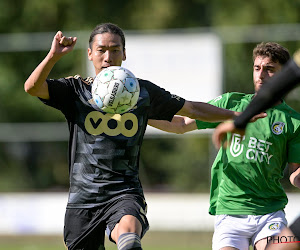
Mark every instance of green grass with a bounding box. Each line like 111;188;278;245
0;231;213;250
0;235;65;250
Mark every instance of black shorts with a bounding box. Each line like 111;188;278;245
64;194;149;250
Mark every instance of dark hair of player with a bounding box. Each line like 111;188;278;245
253;42;290;65
89;23;126;50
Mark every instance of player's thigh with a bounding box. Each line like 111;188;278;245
213;215;252;250
254;238;268;250
106;195;149;243
252;210;287;247
111;214;143;243
117;214;143;233
266;227;300;250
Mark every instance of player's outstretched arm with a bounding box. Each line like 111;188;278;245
148;116;197;134
24;31;77;100
177;100;239;122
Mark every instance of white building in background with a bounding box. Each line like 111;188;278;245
0;193;299;235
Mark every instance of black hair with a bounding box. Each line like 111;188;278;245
89;23;125;50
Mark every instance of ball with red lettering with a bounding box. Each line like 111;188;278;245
92;66;140;114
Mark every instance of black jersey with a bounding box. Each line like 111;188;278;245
41;75;185;208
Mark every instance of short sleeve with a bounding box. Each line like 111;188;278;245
144;80;185;121
40;78;76;114
195;94;228;130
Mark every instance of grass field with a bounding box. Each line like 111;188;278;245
0;231;213;250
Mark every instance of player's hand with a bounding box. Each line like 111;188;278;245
212;120;245;149
213;112;267;149
249;112;267;122
50;31;77;58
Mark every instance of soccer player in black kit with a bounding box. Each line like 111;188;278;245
25;23;245;250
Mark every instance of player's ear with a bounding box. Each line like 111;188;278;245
123;48;126;61
88;48;92;61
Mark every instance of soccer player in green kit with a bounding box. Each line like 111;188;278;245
213;51;300;250
148;42;300;250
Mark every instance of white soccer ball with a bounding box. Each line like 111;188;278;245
92;66;140;114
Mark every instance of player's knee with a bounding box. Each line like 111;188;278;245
117;232;142;250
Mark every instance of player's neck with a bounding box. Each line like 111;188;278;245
253;92;283;106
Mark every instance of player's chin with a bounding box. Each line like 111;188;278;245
99;67;108;72
255;83;263;92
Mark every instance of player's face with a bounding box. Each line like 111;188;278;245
88;33;126;75
253;56;282;92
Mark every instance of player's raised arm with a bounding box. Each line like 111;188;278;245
24;31;77;99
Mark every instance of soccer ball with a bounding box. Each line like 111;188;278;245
92;66;140;114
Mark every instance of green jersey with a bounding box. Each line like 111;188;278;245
196;92;300;215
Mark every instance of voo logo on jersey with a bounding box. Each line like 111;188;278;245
230;133;273;164
85;111;138;137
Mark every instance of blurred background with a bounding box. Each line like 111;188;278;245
0;0;300;249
